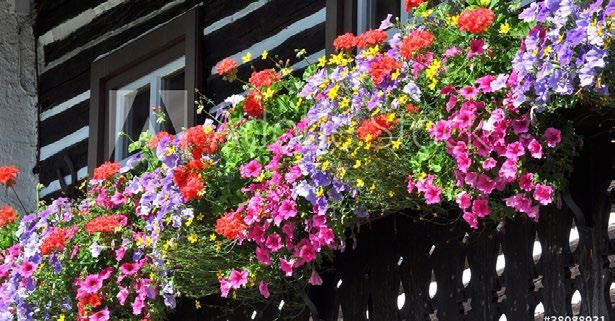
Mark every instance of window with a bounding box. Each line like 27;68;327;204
89;6;202;171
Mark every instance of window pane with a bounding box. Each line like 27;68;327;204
117;85;150;160
160;69;186;134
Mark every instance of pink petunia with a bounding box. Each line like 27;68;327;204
458;86;480;100
511;116;529;134
219;278;231;298
463;211;479;229
120;262;142;276
476;75;496;93
543;128;561;148
472;199;490;218
308;269;323;285
278;200;297;221
19;262;36;278
80;274;104;294
280;258;295;277
527;138;543;158
265;234;282;252
89;308;110;321
482;157;497;170
259;281;270;299
533;184;553;205
256;247;272;265
228;269;248;289
518;173;535;192
240;160;263;179
429;120;452;141
406;176;415;193
423;185;442;204
467;39;485;58
298;244;317;263
476;174;496;194
117;287;129;305
505;141;525;160
456;192;472;209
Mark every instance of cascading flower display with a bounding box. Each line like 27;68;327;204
0;0;612;319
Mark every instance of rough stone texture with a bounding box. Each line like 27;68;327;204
0;0;38;211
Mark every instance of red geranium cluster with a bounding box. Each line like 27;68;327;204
399;30;434;58
39;228;67;255
215;211;247;240
356;29;388;48
369;54;400;85
148;131;173;149
215;58;238;77
77;293;102;320
84;215;128;234
405;0;425;12
243;91;265;118
356;114;397;142
92;162;120;181
182;125;225;159
457;8;495;34
249;69;280;88
173;166;204;202
0;206;16;228
0;166;19;187
333;33;357;51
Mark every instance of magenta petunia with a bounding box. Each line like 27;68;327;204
543;128;561;148
240;160;263;179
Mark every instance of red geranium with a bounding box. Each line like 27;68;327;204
369;54;400;85
356;114;397;142
399;30;434;58
356;29;388;48
84;215;128;234
92;162;120;181
0;166;19;187
148;131;173;148
77;293;102;319
457;8;495;34
215;57;239;79
0;206;17;228
405;0;425;12
173;167;204;202
182;125;224;159
215;211;246;240
249;69;280;88
333;33;357;51
406;103;420;113
243;91;265;118
40;228;67;255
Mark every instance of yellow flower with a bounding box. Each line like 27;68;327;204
369;184;376;192
392;139;401;150
185;218;193;227
316;187;325;197
327;84;340;100
187;233;198;244
480;0;490;7
428;78;438;91
397;94;408;105
337;167;347;179
321;160;330;171
391;70;401;80
499;23;511;34
261;50;269;60
339;97;350;109
263;87;276;100
209;233;217;241
196;213;204;220
57;315;65;321
356;178;365;188
446;15;459;26
145;236;153;247
281;67;293;77
425;121;433;130
195;300;202;309
353;160;362;169
241;52;252;63
217;271;225;279
317;55;327;67
420;9;433;18
543;46;552;57
214;241;223;252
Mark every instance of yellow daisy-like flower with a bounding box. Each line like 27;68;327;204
57;315;65;321
261;50;269;60
185;218;193;227
388;190;395;197
397;94;408;105
327;84;340;100
241;52;252;63
353;160;362;169
356;178;365;188
263;87;276;100
195;300;202;309
217;271;225;279
499;23;511;34
209;233;217;241
196;213;204;220
480;0;491;7
425;121;433;130
337;167;347;179
316;187;325;197
187;233;198;244
446;15;459;25
317;55;327;67
392;139;402;150
321;160;330;171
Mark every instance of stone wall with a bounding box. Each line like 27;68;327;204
0;0;38;211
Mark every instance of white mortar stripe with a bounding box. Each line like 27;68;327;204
42;0;184;72
203;0;269;36
38;0;126;47
40;166;88;198
40;91;90;121
40;126;89;161
210;7;326;75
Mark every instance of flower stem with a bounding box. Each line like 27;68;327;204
11;187;28;215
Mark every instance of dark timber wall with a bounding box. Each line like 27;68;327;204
34;0;326;199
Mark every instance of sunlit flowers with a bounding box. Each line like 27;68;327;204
0;165;19;187
457;8;495;34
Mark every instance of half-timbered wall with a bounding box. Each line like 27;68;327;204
34;0;326;199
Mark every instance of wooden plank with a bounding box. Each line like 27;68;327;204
202;0;325;69
34;0;101;36
39;100;89;147
37;139;88;186
204;22;325;104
